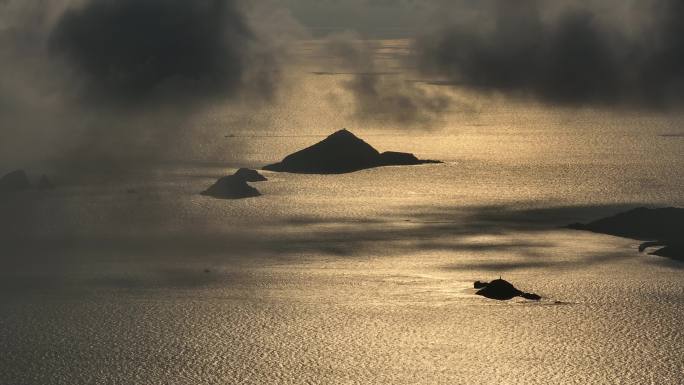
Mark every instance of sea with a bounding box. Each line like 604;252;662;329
1;44;683;384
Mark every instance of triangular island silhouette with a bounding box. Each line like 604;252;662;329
263;129;441;174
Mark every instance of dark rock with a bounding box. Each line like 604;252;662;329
234;168;267;182
474;280;489;289
646;243;683;260
476;279;522;300
520;292;542;301
264;129;379;173
378;151;440;166
36;175;55;190
638;241;664;253
0;170;31;192
201;175;261;200
568;207;683;261
263;129;441;174
378;151;420;165
475;279;541;301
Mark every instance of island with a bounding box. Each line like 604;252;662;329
201;168;266;200
263;129;441;174
568;207;683;261
474;279;541;301
234;168;268;182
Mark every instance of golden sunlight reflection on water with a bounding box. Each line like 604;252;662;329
1;48;683;383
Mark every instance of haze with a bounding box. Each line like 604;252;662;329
1;1;682;384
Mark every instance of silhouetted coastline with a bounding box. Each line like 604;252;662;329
568;207;683;261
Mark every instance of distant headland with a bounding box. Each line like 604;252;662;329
263;129;441;174
568;207;683;261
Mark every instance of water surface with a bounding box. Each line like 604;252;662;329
1;75;683;384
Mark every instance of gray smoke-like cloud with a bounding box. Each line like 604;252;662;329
322;32;452;125
414;0;684;108
0;0;288;176
49;0;273;107
344;72;451;124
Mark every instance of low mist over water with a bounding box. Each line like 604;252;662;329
1;1;683;384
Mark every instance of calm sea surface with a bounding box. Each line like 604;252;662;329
1;72;683;384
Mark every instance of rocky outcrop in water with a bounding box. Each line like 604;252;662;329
568;207;683;261
201;175;261;199
201;168;267;199
475;279;541;301
234;168;267;182
263;129;441;174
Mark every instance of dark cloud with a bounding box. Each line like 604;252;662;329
0;0;292;175
414;0;684;107
49;0;274;107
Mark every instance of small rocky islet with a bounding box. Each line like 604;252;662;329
234;168;268;182
201;168;267;200
474;279;542;301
